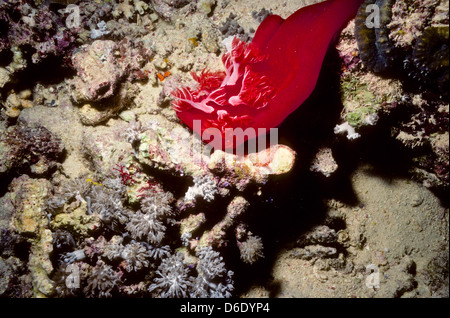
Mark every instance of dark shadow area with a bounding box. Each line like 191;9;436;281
230;48;346;295
0;174;11;198
139;163;192;201
0;49;76;99
0;48;13;67
229;46;427;296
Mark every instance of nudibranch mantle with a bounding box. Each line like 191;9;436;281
172;0;365;149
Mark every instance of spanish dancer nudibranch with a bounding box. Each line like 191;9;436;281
172;0;365;150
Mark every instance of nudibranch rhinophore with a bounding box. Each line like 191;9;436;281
172;0;365;150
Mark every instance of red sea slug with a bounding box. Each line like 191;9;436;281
172;0;365;150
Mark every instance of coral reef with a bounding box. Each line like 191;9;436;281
0;1;79;65
0;0;448;300
337;2;449;191
411;26;449;93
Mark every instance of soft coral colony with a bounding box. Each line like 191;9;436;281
172;0;365;149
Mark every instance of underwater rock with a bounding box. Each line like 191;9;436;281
81;122;134;175
337;20;404;136
0;121;65;176
197;0;216;15
388;0;443;48
180;213;206;246
201;23;221;54
51;201;102;238
0;68;11;89
219;13;251;42
376;256;417;297
70;40;122;102
0;258;14;296
70;38;151;104
76;82;139;126
8;175;55;297
0;1;79;65
135;114;208;176
196;196;249;249
68;37;150;123
2;90;33;118
112;0;151;21
208;144;296;191
29;229;55;297
9;175;52;236
339;2;448;192
158;74;186;107
152;0;191;21
392;94;449;189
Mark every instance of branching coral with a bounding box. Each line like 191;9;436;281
103;235;125;261
0;1;79;64
147;247;234;298
54;176;132;233
122;119;146;144
58;176;92;203
146;244;171;260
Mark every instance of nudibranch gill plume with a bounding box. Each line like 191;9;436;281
171;0;365;149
